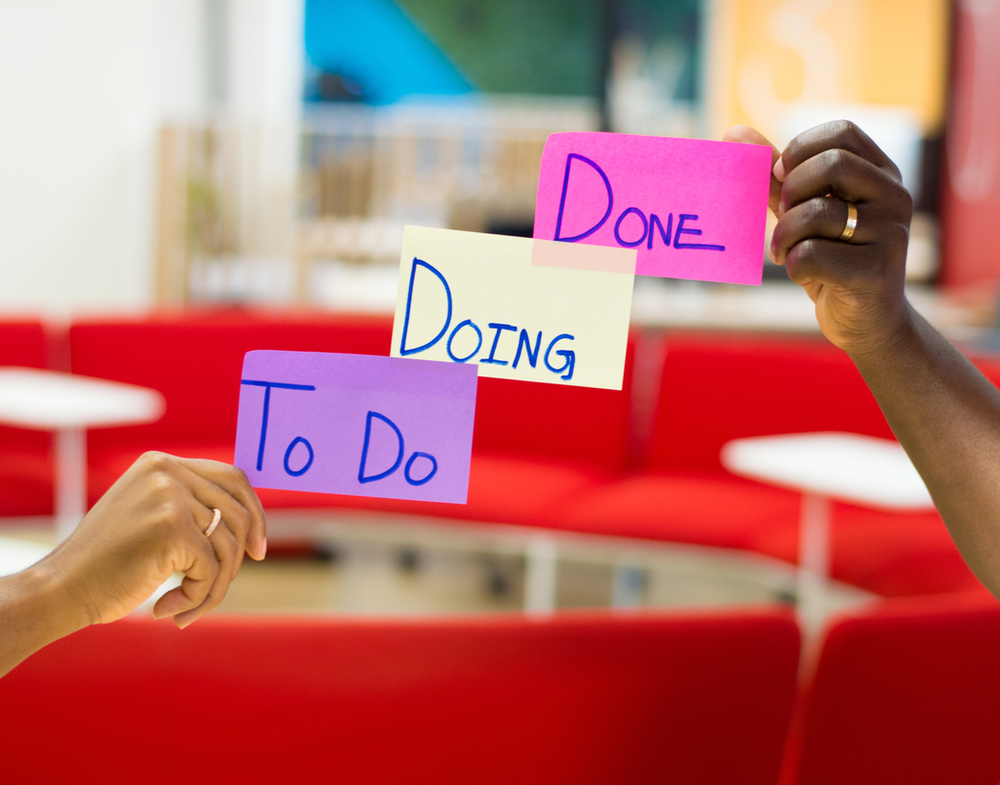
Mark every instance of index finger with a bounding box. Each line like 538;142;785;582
775;120;902;185
169;456;267;561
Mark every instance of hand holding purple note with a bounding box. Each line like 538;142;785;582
533;132;772;285
234;351;478;504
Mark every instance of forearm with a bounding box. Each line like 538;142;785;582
850;303;1000;596
0;563;87;677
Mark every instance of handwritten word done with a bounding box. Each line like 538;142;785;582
533;133;771;284
554;153;725;254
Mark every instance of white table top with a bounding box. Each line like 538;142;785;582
0;367;164;429
721;432;935;511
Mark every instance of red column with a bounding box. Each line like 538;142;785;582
940;1;1000;289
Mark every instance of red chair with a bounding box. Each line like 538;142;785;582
0;319;53;517
549;332;876;548
781;594;1000;785
550;331;982;597
0;608;799;785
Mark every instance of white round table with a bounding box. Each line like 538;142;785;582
722;432;934;630
0;368;164;538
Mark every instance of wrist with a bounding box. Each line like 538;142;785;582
0;562;91;677
14;560;92;637
843;299;919;369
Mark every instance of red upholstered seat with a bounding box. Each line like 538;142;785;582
647;331;893;474
254;451;609;527
1;609;800;784
0;320;53;517
551;331;985;597
549;469;802;549
551;332;883;554
781;594;1000;785
757;502;986;597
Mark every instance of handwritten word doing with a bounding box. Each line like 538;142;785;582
399;259;576;381
554;153;726;253
241;379;438;486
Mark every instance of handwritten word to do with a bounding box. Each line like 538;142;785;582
533;132;772;285
390;227;635;391
234;351;477;504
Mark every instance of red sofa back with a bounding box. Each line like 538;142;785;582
0;319;53;516
70;310;637;474
782;594;1000;785
70;310;395;452
472;335;636;471
0;609;799;785
648;332;893;473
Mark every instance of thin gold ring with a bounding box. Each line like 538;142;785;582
839;202;858;241
205;508;222;538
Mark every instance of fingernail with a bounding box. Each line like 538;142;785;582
766;244;776;263
773;157;786;182
262;537;267;559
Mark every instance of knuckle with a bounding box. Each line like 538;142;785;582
153;497;185;530
794;237;823;261
149;474;185;513
804;197;836;227
892;182;914;214
150;470;179;493
228;463;253;491
880;221;910;249
139;451;174;474
831;119;859;144
819;147;849;179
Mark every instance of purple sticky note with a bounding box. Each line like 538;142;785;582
533;132;772;285
234;351;478;504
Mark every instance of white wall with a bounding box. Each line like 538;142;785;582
0;0;302;316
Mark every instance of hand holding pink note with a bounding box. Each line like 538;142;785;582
234;351;477;504
533;133;772;285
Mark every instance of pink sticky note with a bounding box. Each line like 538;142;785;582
533;133;772;285
234;351;478;504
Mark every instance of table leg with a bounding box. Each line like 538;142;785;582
612;562;644;609
524;535;557;616
798;491;831;633
55;427;87;541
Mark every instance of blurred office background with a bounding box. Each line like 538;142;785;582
4;6;1000;780
1;0;994;318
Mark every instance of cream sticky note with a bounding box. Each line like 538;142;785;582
533;132;772;285
391;227;635;390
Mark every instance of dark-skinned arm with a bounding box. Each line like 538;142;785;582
725;121;1000;599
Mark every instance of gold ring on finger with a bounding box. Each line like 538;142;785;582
205;508;222;538
839;202;858;242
